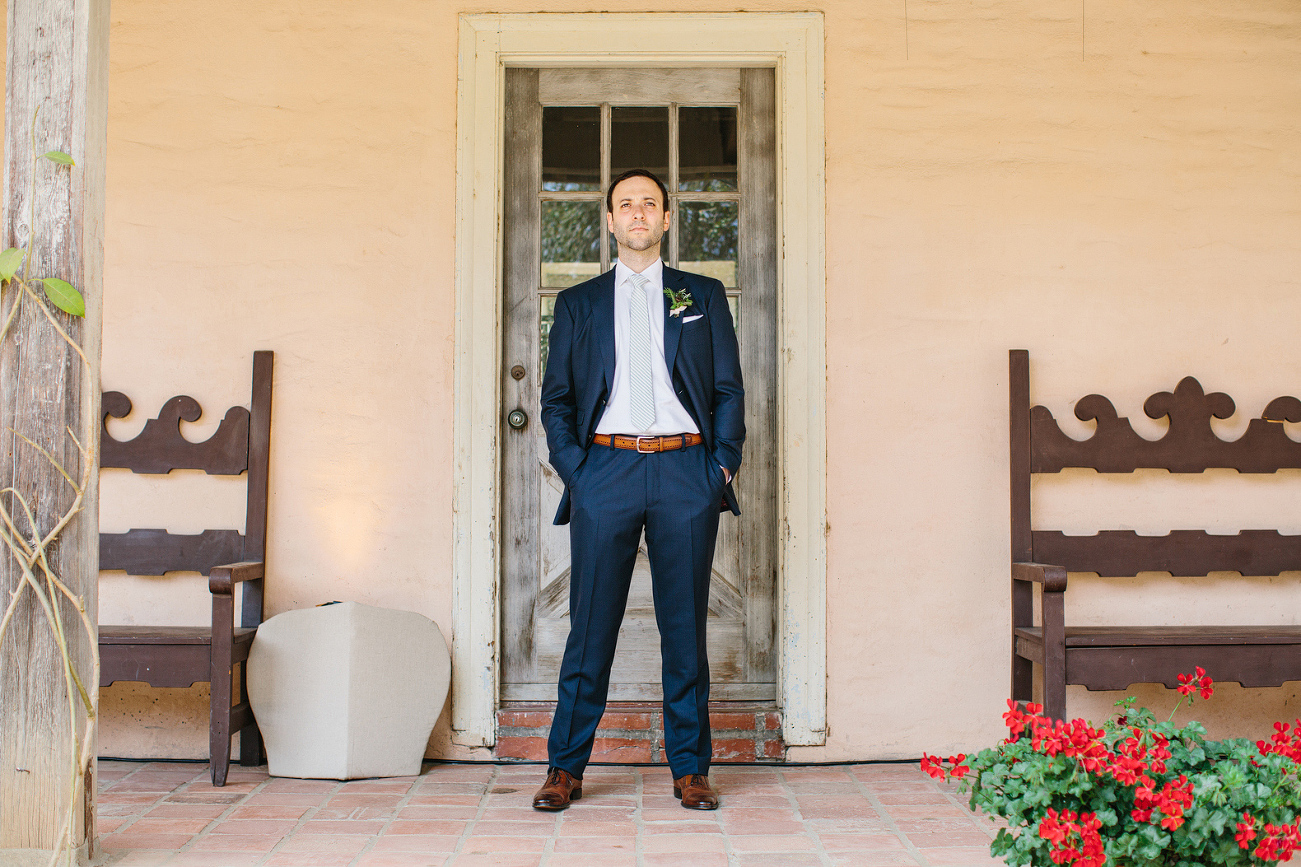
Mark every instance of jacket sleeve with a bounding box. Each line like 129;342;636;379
707;282;745;476
539;291;587;485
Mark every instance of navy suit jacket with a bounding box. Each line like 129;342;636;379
540;266;745;526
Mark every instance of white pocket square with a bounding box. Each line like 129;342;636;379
682;314;704;323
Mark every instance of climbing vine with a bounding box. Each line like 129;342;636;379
0;108;98;867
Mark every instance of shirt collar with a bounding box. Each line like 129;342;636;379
614;257;663;289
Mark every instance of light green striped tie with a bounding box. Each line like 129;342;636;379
627;273;656;431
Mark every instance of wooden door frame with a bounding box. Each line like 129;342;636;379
452;11;827;748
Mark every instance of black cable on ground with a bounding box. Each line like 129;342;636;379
99;756;925;768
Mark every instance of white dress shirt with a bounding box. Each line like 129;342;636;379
596;258;700;436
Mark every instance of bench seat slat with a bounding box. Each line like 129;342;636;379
1015;627;1301;691
99;626;256;645
99;629;256;689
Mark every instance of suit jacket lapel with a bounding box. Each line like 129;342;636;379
594;269;616;389
663;267;685;374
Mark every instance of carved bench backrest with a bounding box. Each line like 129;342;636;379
1010;349;1301;577
99;351;273;627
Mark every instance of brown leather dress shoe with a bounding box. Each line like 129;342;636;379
532;767;582;810
673;773;719;810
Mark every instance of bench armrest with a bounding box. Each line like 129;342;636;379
1012;561;1068;592
209;561;265;595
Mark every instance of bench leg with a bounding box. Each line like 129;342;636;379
1012;657;1034;703
240;723;262;767
210;687;233;787
1042;589;1067;721
211;592;235;787
238;663;262;766
1011;579;1034;705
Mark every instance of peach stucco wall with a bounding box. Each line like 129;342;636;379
816;0;1301;758
20;0;1295;759
94;0;462;759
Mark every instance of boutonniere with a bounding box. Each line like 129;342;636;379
664;286;693;317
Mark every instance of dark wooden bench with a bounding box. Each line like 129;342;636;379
1010;348;1301;721
99;351;273;786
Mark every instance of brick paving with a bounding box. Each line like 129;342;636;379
96;760;1000;867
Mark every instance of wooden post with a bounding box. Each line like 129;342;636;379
0;0;108;852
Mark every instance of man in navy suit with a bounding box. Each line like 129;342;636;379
533;169;745;811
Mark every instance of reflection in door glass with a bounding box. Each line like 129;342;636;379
679;107;738;192
678;201;738;287
610;106;669;181
541;201;602;288
542;107;600;191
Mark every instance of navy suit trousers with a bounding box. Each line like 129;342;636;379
547;441;727;780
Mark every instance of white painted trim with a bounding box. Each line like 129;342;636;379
452;12;827;747
451;15;504;746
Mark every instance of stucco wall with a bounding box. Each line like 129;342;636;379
818;0;1301;758
95;0;463;759
52;0;1301;759
815;0;1301;758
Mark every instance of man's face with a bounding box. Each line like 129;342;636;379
606;176;671;256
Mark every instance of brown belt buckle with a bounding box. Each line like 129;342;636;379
636;436;658;454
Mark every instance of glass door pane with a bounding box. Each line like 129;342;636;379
679;107;738;191
542;106;601;191
610;106;670;180
541;201;601;287
678;201;738;287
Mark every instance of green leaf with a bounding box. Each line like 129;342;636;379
40;277;85;316
0;247;24;280
41;150;75;166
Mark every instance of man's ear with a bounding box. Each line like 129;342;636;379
606;211;615;233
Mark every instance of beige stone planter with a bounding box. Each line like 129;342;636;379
247;602;450;780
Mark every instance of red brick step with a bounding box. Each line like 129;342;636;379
496;703;785;764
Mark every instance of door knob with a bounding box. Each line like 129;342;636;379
507;409;528;431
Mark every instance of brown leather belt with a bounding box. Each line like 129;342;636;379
593;433;703;453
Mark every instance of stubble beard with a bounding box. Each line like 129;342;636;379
614;222;665;254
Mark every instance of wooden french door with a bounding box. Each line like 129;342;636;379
500;67;778;703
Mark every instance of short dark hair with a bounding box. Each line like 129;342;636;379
606;169;670;214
